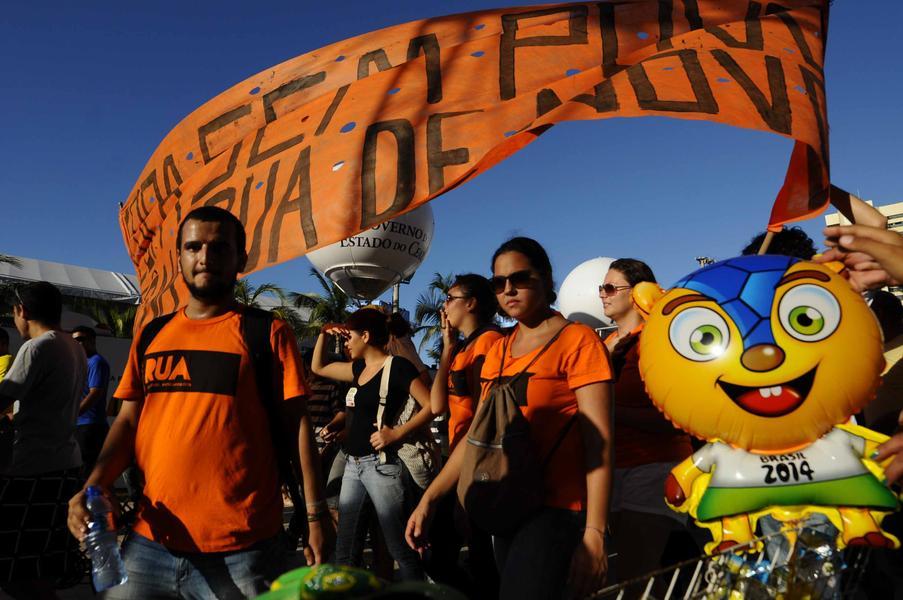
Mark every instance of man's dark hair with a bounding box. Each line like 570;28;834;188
741;226;816;259
491;237;557;303
0;328;8;347
176;206;247;254
71;325;96;340
16;282;63;326
609;258;657;286
451;274;498;324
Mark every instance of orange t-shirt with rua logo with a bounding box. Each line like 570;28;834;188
115;308;309;553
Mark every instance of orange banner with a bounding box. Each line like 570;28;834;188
121;0;830;329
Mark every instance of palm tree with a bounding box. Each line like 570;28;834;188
234;280;288;307
66;297;138;338
233;279;308;337
413;272;455;361
291;268;352;341
0;254;22;269
0;254;22;317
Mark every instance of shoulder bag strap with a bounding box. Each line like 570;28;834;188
506;322;574;388
375;355;394;464
137;313;177;395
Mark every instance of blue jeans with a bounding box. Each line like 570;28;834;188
104;532;286;599
493;508;585;600
335;454;423;581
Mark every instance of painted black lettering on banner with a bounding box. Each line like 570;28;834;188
427;111;480;193
407;34;443;104
203;187;236;212
628;49;718;113
268;146;318;262
358;49;393;79
235;175;254;235
361;119;416;228
766;4;823;75
572;79;619;113
248;72;326;168
800;64;828;173
245;161;279;272
315;85;350;137
198;104;251;163
499;6;589;100
658;0;705;51
139;171;164;223
191;143;242;206
705;2;763;50
536;88;563;117
598;3;623;78
162;155;183;200
711;50;790;134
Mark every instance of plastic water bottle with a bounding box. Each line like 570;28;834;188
84;486;128;591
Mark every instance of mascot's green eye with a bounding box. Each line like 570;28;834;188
670;307;731;362
788;306;825;336
689;325;724;355
778;284;840;342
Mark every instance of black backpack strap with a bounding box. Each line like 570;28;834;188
241;307;307;544
136;313;177;393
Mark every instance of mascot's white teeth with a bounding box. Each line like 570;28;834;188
759;386;782;398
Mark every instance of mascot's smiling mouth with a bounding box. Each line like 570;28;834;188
718;368;817;417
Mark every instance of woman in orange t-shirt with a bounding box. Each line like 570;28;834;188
601;259;694;584
425;274;502;596
408;238;612;600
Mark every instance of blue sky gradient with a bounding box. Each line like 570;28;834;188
2;0;901;319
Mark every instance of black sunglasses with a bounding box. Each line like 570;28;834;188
490;270;535;294
598;283;632;296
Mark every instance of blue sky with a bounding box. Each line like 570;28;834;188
2;0;901;323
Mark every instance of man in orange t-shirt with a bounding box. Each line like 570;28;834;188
68;207;332;599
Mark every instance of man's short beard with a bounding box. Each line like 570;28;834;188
184;275;236;302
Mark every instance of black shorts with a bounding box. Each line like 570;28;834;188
0;468;82;583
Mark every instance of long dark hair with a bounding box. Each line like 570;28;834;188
491;237;557;303
451;274;498;324
609;258;656;286
344;307;411;348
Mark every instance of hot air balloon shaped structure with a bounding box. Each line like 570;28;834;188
633;255;900;554
307;204;434;302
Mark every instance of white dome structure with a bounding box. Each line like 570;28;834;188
558;257;615;330
307;205;434;301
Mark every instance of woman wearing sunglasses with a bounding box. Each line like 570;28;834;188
424;274;503;596
600;259;694;585
312;308;434;581
408;237;613;599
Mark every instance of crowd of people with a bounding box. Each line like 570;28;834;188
0;202;901;599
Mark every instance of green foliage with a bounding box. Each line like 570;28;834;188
291;268;353;340
66;297;138;338
413;272;455;360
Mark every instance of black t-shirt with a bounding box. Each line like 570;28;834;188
344;356;420;457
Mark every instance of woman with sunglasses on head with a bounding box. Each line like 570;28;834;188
600;259;694;587
424;274;503;597
312;308;434;581
408;238;613;599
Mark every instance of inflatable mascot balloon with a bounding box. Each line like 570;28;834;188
634;255;900;554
